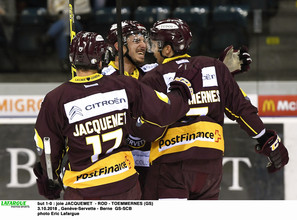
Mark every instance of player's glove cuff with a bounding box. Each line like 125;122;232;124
238;45;252;73
33;162;62;200
255;130;289;173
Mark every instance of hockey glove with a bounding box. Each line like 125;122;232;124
33;162;62;199
219;45;252;76
170;77;193;100
169;63;200;100
255;130;289;173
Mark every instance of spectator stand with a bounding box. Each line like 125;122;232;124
172;6;210;56
207;5;250;56
87;7;131;38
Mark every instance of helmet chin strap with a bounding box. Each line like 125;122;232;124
158;43;175;60
159;50;168;60
158;49;174;62
123;45;141;67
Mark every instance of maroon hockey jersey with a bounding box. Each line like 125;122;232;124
34;73;189;198
102;61;160;193
140;54;265;164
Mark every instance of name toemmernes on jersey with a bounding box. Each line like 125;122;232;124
189;90;220;105
64;89;128;124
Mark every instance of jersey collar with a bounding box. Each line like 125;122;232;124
109;61;140;79
70;73;103;83
162;54;191;64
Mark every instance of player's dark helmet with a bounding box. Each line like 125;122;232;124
106;20;148;46
69;31;107;69
149;18;192;54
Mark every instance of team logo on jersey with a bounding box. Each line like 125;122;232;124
126;135;146;149
63;152;136;188
158;129;221;150
64;89;128;124
202;66;218;87
149;122;224;163
69;106;83;120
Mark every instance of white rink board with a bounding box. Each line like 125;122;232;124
1;116;296;200
225;117;297;200
1;82;296;199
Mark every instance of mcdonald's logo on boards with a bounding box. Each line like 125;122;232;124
262;99;275;112
258;95;297;116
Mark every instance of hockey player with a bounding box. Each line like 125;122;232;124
102;20;253;196
102;20;155;194
138;18;289;200
103;20;152;79
33;31;193;200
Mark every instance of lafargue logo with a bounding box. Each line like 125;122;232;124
69;106;83;120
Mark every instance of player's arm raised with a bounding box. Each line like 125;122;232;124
219;45;252;76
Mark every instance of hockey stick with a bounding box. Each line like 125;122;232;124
116;0;124;75
69;0;76;78
43;137;54;181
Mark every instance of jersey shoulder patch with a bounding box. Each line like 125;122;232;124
140;63;158;72
102;65;117;76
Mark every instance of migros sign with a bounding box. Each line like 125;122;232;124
258;95;297;116
0;95;44;117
